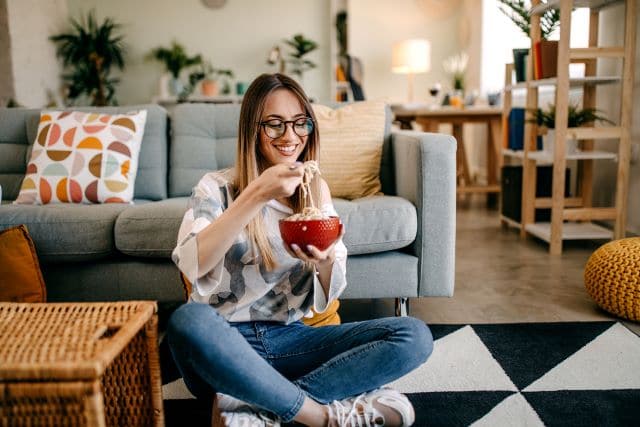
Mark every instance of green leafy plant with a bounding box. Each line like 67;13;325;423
497;0;560;40
147;41;202;79
49;11;125;106
184;62;235;98
283;34;318;77
530;104;614;129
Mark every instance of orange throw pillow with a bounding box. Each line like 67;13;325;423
0;225;46;302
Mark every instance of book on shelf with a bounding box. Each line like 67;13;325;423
508;108;542;151
532;41;558;80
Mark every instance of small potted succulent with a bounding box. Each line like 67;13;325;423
530;104;614;153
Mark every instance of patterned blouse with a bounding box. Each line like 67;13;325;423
172;169;348;324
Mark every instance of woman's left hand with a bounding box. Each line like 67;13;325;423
285;224;345;268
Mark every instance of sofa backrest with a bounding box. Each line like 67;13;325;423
169;103;394;198
170;103;241;197
0;104;168;201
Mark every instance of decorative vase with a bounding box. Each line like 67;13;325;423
158;74;171;99
236;81;248;96
169;77;184;97
201;80;219;97
543;129;578;154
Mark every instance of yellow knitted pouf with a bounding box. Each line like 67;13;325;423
584;237;640;321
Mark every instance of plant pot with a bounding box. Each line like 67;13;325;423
169;78;184;97
543;129;578;155
512;48;529;83
201;79;219;97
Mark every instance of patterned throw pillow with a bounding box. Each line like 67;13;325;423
14;110;147;204
312;101;386;200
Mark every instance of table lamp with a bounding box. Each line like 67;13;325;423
392;39;431;103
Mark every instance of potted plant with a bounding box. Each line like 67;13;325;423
497;0;560;82
530;104;614;154
283;34;318;84
180;62;234;98
200;63;234;97
148;41;202;96
442;52;469;107
49;11;125;106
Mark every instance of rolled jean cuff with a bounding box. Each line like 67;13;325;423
280;386;306;422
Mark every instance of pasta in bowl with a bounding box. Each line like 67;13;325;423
279;161;343;254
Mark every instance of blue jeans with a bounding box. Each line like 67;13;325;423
167;303;433;422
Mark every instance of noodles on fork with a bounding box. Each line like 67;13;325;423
284;161;326;221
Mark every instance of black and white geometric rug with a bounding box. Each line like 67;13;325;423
163;321;640;426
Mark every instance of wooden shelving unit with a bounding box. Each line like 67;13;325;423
501;0;635;254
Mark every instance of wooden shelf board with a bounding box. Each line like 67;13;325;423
528;150;617;162
524;222;613;242
570;47;625;59
567;126;622;140
500;215;521;229
504;76;620;91
530;0;623;15
502;149;525;159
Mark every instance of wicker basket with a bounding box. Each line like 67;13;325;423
0;301;163;426
584;237;640;321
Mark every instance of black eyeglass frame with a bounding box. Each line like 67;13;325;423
259;117;315;139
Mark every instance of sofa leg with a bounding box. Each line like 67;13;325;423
395;297;409;317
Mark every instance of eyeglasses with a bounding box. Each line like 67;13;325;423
260;117;314;139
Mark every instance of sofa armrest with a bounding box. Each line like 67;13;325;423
390;130;456;297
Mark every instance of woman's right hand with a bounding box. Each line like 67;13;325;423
251;162;305;201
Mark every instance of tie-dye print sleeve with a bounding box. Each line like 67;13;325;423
171;173;229;286
313;203;348;313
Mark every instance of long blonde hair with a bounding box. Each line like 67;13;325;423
235;73;320;271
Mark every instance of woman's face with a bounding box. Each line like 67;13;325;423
258;88;309;167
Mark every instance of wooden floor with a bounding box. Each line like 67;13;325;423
340;196;639;334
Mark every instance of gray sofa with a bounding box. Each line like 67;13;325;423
0;103;456;316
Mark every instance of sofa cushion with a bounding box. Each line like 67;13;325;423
115;197;189;258
14;110;147;205
334;195;417;255
0;203;129;262
0;105;167;202
313;101;387;199
0;225;47;302
170;104;240;197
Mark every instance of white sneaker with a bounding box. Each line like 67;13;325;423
221;410;281;427
327;387;415;427
217;393;259;412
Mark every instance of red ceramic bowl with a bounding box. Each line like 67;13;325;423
279;217;342;253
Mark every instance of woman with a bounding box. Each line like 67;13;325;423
168;73;433;427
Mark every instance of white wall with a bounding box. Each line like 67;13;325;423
348;0;464;103
0;0;15;106
6;0;66;107
65;0;331;105
592;2;640;235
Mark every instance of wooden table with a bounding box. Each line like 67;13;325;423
391;105;503;197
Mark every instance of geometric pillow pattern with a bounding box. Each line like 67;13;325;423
14;110;147;205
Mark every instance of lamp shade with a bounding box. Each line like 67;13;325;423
392;39;431;74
